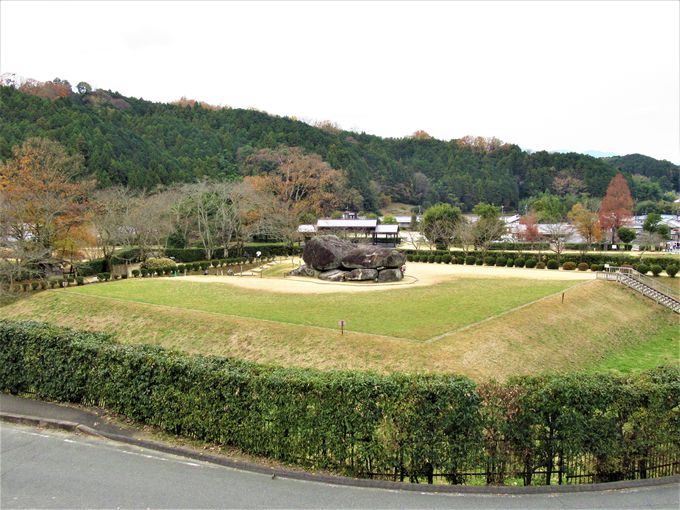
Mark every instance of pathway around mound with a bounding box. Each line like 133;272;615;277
169;262;595;294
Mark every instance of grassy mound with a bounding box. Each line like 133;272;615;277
0;278;676;380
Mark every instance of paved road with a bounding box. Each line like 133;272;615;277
2;423;678;509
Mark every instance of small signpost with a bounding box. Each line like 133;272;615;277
339;320;346;335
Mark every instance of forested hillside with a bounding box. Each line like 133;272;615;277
0;83;677;212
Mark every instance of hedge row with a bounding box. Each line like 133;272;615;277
405;253;679;276
402;250;679;271
1;320;677;485
166;244;301;263
482;242;642;252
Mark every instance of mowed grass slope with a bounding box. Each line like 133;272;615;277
56;278;574;340
1;279;676;380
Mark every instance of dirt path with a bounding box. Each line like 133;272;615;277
168;261;595;294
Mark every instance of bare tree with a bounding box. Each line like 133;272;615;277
454;218;475;255
543;223;574;265
92;187;135;271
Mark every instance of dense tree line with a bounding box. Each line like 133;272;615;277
0;83;677;213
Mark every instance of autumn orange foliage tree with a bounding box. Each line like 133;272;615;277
243;147;343;219
518;212;542;249
19;80;72;101
598;173;634;243
568;203;601;252
0;138;95;280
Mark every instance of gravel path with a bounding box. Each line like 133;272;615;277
168;262;595;294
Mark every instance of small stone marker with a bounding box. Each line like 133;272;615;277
339;320;346;335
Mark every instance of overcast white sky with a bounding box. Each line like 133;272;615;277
1;1;678;162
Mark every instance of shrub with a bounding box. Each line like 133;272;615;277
465;256;476;265
407;254;414;262
435;255;442;264
637;264;649;275
650;264;663;277
577;262;589;271
30;282;40;291
562;262;576;270
426;255;434;263
211;260;219;268
495;257;506;267
536;261;546;269
49;279;59;289
547;260;559;270
590;264;599;272
40;281;49;290
514;258;525;268
131;269;140;278
219;259;227;266
1;320;677;488
442;255;452;264
666;264;678;277
484;257;496;266
506;258;514;267
76;276;85;286
475;258;483;265
140;269;149;277
141;257;177;273
525;258;537;269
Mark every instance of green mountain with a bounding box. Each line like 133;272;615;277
1;84;677;212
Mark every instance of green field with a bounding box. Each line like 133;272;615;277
60;278;574;340
1;276;677;380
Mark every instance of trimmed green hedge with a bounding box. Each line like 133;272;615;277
166;244;302;263
1;320;678;485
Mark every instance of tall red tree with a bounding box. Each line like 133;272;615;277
599;173;634;243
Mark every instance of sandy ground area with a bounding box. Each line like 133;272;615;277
167;261;595;294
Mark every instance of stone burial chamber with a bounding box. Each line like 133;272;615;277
290;235;406;282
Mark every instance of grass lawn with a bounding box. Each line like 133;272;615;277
1;277;677;380
586;322;679;374
58;277;575;340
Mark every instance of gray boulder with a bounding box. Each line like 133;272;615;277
303;236;354;271
318;269;348;282
288;264;318;277
345;268;378;281
377;268;403;282
341;246;405;270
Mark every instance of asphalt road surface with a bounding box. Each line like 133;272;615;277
2;423;678;509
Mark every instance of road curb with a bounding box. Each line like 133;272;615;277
2;411;678;495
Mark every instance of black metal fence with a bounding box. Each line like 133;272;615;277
365;442;680;486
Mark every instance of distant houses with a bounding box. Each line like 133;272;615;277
298;215;404;246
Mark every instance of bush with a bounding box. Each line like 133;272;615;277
465;256;476;265
495;257;506;267
650;264;663;277
484;257;496;266
475;258;483;265
562;262;577;270
435;255;442;263
577;262;589;271
76;276;85;286
514;258;525;268
131;269;140;278
666;264;678;277
1;320;677;488
442;255;452;264
547;260;559;270
427;255;435;263
211;260;219;268
536;261;546;269
506;258;514;267
590;264;599;272
140;269;149;277
141;257;177;273
637;264;649;275
525;258;537;269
